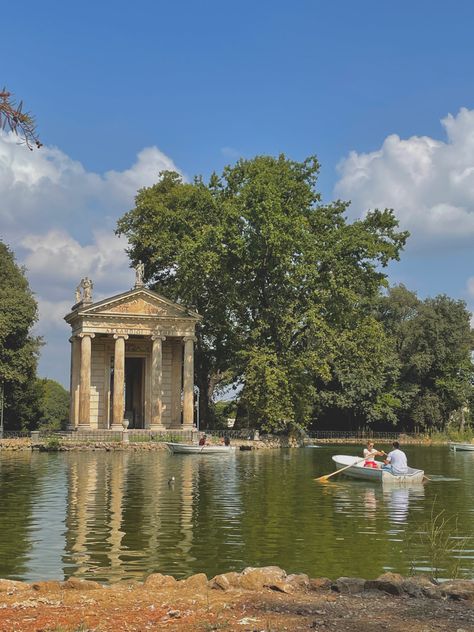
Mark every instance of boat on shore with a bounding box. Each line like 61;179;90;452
449;442;474;451
165;442;235;454
331;455;425;484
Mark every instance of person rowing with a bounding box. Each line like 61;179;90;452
363;440;386;469
383;441;409;475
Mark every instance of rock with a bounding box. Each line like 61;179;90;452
0;579;29;593
62;578;102;590
209;572;240;591
333;577;366;595
377;572;404;584
402;576;439;599
440;580;474;601
286;573;311;591
365;575;404;596
239;566;287;591
309;577;332;591
31;581;63;592
144;573;177;589
179;573;208;591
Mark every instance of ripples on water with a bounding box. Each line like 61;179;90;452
0;446;472;583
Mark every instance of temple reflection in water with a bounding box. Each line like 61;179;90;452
63;452;199;582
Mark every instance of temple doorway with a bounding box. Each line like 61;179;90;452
124;357;145;428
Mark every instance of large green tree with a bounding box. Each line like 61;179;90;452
117;155;408;431
0;241;41;430
379;285;474;431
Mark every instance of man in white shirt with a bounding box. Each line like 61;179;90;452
383;441;408;475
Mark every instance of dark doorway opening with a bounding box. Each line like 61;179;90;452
124;357;145;429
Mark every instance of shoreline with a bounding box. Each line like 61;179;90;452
0;436;456;452
0;567;473;631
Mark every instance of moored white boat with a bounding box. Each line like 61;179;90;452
331;455;425;484
165;442;235;454
449;442;474;451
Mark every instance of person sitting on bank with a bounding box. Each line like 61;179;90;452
363;441;386;468
224;435;230;447
198;434;207;446
383;441;409;475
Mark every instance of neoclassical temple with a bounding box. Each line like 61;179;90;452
64;269;201;430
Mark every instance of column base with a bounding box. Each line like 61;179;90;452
150;424;167;431
109;424;124;431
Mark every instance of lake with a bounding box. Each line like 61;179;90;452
0;445;472;583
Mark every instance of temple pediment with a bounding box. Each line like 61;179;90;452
66;288;201;322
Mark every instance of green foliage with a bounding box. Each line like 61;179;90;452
36;378;70;431
379;286;474;431
118;155;408;432
213;399;237;428
0;241;41;430
410;502;471;581
43;435;61;451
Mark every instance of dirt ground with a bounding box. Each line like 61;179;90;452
1;574;474;632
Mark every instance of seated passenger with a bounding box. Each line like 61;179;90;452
363;441;386;469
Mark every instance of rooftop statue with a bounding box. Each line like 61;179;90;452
74;277;94;307
134;260;145;288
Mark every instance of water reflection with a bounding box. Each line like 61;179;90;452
383;485;425;525
363;488;377;520
0;446;473;583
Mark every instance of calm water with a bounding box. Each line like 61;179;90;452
0;445;473;583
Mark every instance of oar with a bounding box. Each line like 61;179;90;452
315;456;373;482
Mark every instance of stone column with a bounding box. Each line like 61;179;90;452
78;333;95;427
111;334;128;430
150;334;166;430
182;336;196;427
69;336;81;430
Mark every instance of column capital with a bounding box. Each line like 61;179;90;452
113;333;129;341
78;332;95;339
183;335;197;343
151;333;166;342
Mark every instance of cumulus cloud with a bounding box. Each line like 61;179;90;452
0;131;181;243
0;131;182;384
335;107;474;250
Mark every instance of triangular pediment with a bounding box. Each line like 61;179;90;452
76;289;201;320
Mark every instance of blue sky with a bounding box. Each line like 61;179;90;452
1;1;474;385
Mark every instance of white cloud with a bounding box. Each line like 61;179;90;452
0;131;181;244
335;107;474;250
0;130;182;385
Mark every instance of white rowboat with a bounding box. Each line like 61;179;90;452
331;455;425;484
449;442;474;452
165;442;235;454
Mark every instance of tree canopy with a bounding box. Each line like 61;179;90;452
118;154;414;432
0;241;41;430
378;285;474;432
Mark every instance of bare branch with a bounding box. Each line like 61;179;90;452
0;88;42;150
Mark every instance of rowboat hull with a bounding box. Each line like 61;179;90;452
331;455;425;484
165;442;235;454
449;442;474;451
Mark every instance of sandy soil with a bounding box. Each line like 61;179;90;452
1;573;474;632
